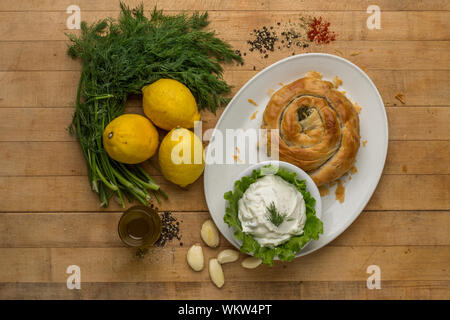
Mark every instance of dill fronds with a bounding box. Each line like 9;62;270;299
266;202;286;227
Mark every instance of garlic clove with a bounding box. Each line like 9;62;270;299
186;244;204;271
209;258;225;288
241;257;262;269
200;219;220;248
217;249;239;264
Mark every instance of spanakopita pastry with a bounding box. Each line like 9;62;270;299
261;75;360;186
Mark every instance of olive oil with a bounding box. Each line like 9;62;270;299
118;205;162;249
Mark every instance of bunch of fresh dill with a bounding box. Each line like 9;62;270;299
66;3;242;207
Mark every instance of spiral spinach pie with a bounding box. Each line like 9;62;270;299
261;74;360;186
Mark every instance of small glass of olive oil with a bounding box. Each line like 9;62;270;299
118;205;162;251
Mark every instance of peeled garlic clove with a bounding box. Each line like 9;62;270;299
241;257;262;269
217;249;239;264
200;219;220;248
186;244;204;271
209;258;225;288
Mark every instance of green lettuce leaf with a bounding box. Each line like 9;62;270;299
223;164;323;266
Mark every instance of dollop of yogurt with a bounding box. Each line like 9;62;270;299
238;174;306;247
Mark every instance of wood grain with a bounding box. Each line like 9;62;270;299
0;0;449;300
0;0;270;12
0;211;449;248
0;175;207;212
1;70;449;107
0;174;448;212
1;40;449;72
1;281;448;300
0;246;448;283
2;0;449;12
1;140;449;176
1;11;449;41
1;107;448;143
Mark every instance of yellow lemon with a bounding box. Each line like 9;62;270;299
142;79;201;130
158;127;205;187
103;114;159;164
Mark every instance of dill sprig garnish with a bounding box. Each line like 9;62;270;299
66;3;242;207
266;202;287;227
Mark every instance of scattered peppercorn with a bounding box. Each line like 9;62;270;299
241;17;335;64
154;211;182;247
244;16;328;60
247;26;278;57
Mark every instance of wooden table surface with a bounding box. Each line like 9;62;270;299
0;0;449;300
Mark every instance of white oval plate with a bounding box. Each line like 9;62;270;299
204;53;388;257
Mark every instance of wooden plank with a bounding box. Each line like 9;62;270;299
2;40;449;72
1;0;448;12
45;246;450;283
0;108;74;141
331;211;450;246
367;175;450;211
0;71;79;108
0;142;88;176
0;175;448;212
1;71;449;107
1;140;449;176
268;0;450;11
375;71;450;107
0;248;51;282
0;211;448;248
0;105;219;142
0;246;448;283
0;175;207;212
1;107;448;143
387;107;450;140
0;141;161;177
0;0;269;12
0;280;448;300
385;141;450;174
1;11;449;42
0;41;81;71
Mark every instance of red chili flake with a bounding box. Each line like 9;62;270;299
307;17;336;44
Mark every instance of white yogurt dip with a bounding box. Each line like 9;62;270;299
238;174;307;247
